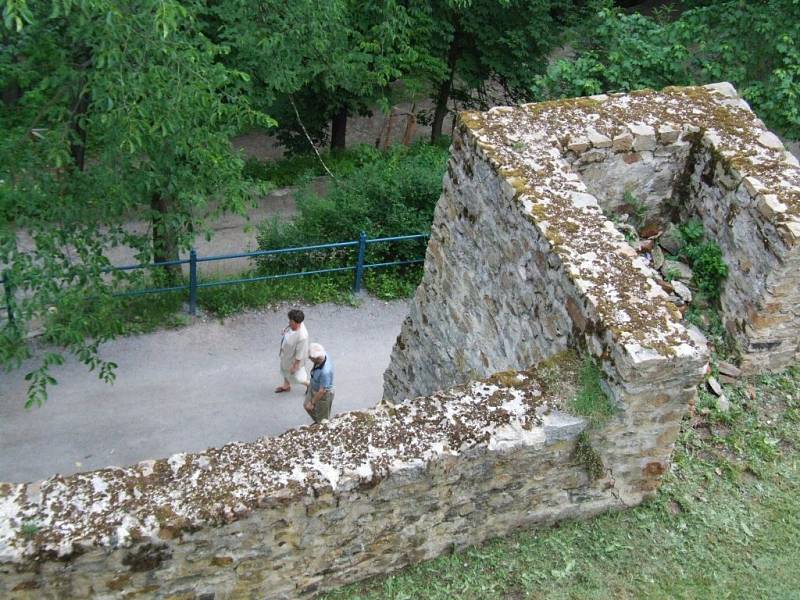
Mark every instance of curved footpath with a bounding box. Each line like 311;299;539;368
0;298;408;483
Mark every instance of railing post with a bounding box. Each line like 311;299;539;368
189;248;198;316
2;272;13;326
353;231;367;293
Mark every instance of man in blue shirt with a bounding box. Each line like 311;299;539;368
304;343;334;424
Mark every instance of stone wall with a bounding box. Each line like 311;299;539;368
3;83;797;598
565;85;800;371
2;356;648;599
686;134;800;370
385;83;800;404
569;124;693;225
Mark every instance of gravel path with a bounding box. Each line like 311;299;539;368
0;298;409;483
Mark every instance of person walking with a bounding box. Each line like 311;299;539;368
304;343;334;424
275;308;309;393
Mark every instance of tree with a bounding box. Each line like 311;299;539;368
0;0;271;405
532;0;800;139
408;0;576;143
217;0;421;153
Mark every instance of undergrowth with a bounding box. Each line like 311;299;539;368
568;355;614;427
324;366;800;599
75;144;439;332
676;219;729;302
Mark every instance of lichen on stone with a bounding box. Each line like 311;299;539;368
456;83;798;363
0;357;585;565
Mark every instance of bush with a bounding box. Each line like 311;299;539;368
254;142;448;283
677;220;728;301
243;144;386;188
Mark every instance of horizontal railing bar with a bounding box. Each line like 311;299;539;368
196;266;356;289
103;258;190;273
365;233;428;245
364;259;425;270
197;241;360;263
113;284;188;298
3;232;428;320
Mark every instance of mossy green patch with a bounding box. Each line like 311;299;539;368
574;431;605;481
567;355;615;427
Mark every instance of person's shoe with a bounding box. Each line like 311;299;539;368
274;386;290;393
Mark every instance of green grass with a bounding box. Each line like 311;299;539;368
243;145;384;188
568;356;615;427
117;292;187;334
323;367;800;600
197;272;355;318
106;266;420;327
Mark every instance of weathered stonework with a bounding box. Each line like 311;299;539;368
0;356;620;599
384;83;800;405
3;83;796;598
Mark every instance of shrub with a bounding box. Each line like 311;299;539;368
678;220;728;301
243;144;385;188
254;142;448;282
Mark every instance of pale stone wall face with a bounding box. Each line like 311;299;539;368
686;137;800;369
569;135;693;226
0;365;616;599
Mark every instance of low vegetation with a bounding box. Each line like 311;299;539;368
676;219;729;303
325;366;800;599
568;355;615;427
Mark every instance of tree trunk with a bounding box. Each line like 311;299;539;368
69;89;90;171
330;106;348;151
1;80;21;108
381;108;397;150
1;32;21;108
150;193;181;283
431;35;461;143
402;103;417;146
69;45;92;172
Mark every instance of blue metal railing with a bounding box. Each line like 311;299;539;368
0;232;428;320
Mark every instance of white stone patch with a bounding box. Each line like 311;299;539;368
0;487;27;562
114;514;142;547
571;191;600;209
704;81;738;98
168;453;187;476
138;459;156;477
601;283;621;304
311;455;340;490
758;131;784;151
498;389;527;417
614;310;632;324
288;464;307;484
91;475;109;496
576;253;605;280
487;421;546;452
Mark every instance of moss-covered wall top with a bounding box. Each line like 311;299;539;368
456;82;799;363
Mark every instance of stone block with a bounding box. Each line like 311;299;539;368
568;136;591;153
657;124;680;144
629;124;656;151
756;194;787;219
742;176;765;197
612;132;634;152
586;127;612;148
778;221;800;247
704;81;738;98
757;131;784;151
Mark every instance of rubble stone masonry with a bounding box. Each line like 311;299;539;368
3;83;797;598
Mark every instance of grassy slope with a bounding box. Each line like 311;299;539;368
325;368;800;599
